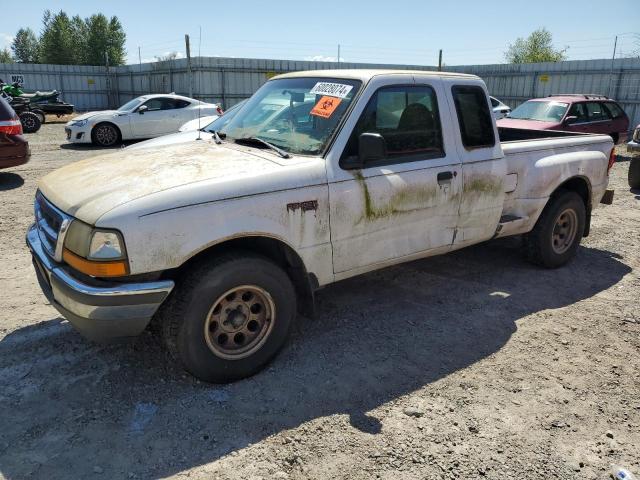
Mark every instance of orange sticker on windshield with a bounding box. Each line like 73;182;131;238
310;96;342;118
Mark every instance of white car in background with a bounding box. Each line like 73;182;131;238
490;96;511;120
65;94;222;147
178;99;250;132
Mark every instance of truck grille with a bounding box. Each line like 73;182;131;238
34;191;72;261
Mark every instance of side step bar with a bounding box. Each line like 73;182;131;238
494;214;528;237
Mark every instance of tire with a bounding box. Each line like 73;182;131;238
629;157;640;190
19;111;41;133
160;251;297;383
32;109;45;124
91;122;120;147
523;190;586;268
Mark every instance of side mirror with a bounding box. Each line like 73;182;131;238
564;115;578;125
137;105;148;114
358;133;386;164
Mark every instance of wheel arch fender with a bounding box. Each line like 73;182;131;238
91;121;122;144
172;234;318;318
548;175;592;236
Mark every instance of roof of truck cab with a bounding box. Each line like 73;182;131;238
273;69;478;82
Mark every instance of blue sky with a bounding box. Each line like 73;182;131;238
1;0;639;66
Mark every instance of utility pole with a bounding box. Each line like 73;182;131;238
185;34;193;98
138;46;142;69
105;51;111;108
337;44;341;65
608;35;618;97
438;49;443;71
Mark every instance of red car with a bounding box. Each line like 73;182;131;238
0;95;29;169
497;94;629;144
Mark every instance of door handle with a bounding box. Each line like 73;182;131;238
437;171;454;183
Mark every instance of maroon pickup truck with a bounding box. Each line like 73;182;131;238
497;94;629;144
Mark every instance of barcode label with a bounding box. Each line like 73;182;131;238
309;82;353;99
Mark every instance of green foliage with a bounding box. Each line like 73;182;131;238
12;28;39;63
505;28;567;64
17;9;126;66
0;48;14;64
39;10;79;64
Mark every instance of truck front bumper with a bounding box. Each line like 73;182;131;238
27;224;174;341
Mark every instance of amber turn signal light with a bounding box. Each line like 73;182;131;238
62;248;129;277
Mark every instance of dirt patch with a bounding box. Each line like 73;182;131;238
0;124;639;479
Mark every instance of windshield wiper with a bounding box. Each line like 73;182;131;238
234;136;291;159
211;130;224;144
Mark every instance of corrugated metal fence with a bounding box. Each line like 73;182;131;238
1;56;639;128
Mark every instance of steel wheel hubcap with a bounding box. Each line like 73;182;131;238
204;285;275;359
96;126;116;145
552;208;578;254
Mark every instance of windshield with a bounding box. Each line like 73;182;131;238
203;100;247;132
118;98;143;111
220;77;361;155
508;100;568;122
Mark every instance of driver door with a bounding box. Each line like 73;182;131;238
326;77;462;277
131;97;181;138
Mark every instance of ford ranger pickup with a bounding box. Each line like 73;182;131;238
27;70;615;383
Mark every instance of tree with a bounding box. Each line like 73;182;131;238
12;28;39;63
39;10;80;64
34;10;127;66
505;28;567;64
0;48;14;64
84;14;126;66
155;51;179;62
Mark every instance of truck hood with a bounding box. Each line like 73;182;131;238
38;140;308;225
496;117;561;130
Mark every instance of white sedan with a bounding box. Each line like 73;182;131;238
65;94;222;147
490;96;511;120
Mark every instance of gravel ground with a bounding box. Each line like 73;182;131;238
0;123;639;480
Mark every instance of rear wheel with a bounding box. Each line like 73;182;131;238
160;251;297;383
19;111;41;133
91;122;120;147
629;157;640;190
523;190;585;268
32;109;45;124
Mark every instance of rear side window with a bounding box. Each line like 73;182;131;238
602;102;625;119
585;102;608;121
452;85;495;149
166;99;190;109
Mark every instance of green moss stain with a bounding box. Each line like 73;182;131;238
464;176;503;196
352;170;444;223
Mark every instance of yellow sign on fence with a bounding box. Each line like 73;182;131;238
539;74;550;83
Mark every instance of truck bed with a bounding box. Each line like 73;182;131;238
495;127;614;239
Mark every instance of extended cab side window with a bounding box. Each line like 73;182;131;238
342;85;444;164
451;85;495;149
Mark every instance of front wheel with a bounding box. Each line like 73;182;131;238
91;122;120;147
523;190;586;268
160;251;297;383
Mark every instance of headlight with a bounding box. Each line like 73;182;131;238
71;119;88;127
62;220;129;277
89;231;124;259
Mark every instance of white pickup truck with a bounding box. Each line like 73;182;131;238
28;70;615;383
